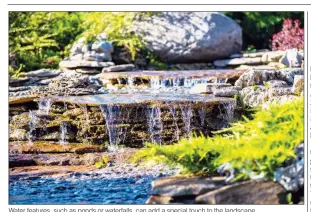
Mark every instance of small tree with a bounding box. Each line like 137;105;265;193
272;18;304;50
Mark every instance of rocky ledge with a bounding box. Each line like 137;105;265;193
147;177;303;204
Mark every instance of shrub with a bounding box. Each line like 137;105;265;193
133;98;303;180
95;155;109;169
9;12;84;72
272;19;304;50
224;12;304;50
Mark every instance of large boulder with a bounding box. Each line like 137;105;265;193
133;12;242;63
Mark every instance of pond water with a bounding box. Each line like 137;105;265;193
9;174;159;204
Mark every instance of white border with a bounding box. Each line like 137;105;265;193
1;3;309;212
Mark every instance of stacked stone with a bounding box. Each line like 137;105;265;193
213;48;304;69
59;33;115;75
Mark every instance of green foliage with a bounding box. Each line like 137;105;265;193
9;64;25;78
9;12;84;72
80;12;154;60
9;12;304;73
224;12;304;50
287;193;293;204
134;98;303;180
263;81;271;89
95;155;109;169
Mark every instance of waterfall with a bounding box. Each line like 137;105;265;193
146;104;163;145
217;101;237;127
167;104;180;141
180;104;193;140
27;110;38;144
38;98;52;115
127;77;135;87
100;104;123;149
59;122;69;146
198;107;206;127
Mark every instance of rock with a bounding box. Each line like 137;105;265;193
9;86;31;92
70;53;84;61
9;154;37;168
230;51;267;59
59;60;115;69
268;87;292;98
151;176;225;197
83;51;110;62
214;57;262;67
261;51;285;63
267;62;287;69
76;68;101;74
235;68;304;88
83;153;103;165
70;37;91;57
93;33;113;51
9;95;38;105
36;78;54;85
274;143;304;192
102;64;135;73
23;69;62;78
189;83;231;94
239;86;268;107
279;49;303;68
169;63;212;70
278;68;304;85
213;86;241;97
133;12;242;63
267;95;298;105
195;181;287;204
266;80;288;88
291;75;304;94
9;129;28;141
146;196;172;204
9;78;31;87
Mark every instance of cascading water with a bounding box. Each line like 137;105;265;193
127;77;135;87
27;98;53;144
59;122;69;146
38;98;52;115
146;104;163;145
179;104;193;140
100;104;123;150
27;110;38;144
167;104;180;141
198;107;206;127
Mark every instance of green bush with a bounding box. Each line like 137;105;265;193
9;12;304;73
9;12;84;72
95;155;109;169
133;97;303;180
224;12;304;50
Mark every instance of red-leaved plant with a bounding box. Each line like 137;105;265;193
272;18;304;51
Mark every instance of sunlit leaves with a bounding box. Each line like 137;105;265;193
134;98;304;180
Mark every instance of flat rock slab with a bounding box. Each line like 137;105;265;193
76;68;101;74
23;70;62;78
213;86;241;97
45;93;236;106
190;83;232;94
151;176;226;197
9;142;106;154
195;181;288;204
214;57;263;67
102;64;135;73
9;153;103;167
9;95;38;105
59;60;115;69
98;69;248;81
9;78;31;87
